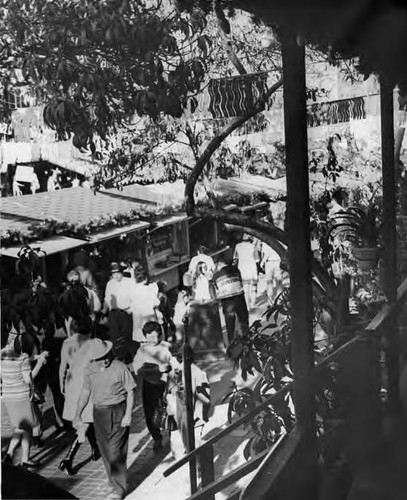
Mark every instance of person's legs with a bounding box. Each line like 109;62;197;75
6;430;23;459
86;424;100;461
105;403;129;498
47;372;65;428
19;430;31;464
234;293;249;335
93;407;114;485
249;278;258;310
264;261;274;303
110;311;132;363
108;310;121;344
31;401;43;447
170;429;184;460
194;425;204;448
142;380;165;443
221;299;237;346
242;280;251;310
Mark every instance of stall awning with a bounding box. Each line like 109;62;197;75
1;236;86;259
155;214;190;228
86;221;150;243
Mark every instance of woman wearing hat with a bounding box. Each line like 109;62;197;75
58;316;100;475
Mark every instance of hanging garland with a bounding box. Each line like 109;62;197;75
1;190;274;248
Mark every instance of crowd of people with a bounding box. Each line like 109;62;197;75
0;235;285;499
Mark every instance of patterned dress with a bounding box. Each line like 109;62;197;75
1;349;35;430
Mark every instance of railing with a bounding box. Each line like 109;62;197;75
164;275;407;500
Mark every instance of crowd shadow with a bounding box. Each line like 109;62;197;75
127;441;171;493
30;428;74;467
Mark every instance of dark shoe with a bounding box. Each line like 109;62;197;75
55;424;70;435
58;458;74;476
3;453;12;464
32;436;43;448
20;460;37;469
153;436;163;452
58;437;81;475
91;447;101;461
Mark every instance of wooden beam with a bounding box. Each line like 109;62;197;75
164;383;292;477
188;449;270;500
380;80;399;405
183;318;197;494
281;27;318;495
240;430;300;500
281;31;316;435
381;82;397;301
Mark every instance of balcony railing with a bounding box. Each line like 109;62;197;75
164;275;407;500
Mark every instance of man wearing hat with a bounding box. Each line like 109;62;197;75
74;339;136;500
102;262;137;363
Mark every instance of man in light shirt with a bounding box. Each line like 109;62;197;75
75;339;136;500
233;234;260;310
102;262;137;363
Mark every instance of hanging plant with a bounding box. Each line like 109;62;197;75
16;245;46;282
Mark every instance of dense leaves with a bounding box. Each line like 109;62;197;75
1;0;211;149
224;285;345;459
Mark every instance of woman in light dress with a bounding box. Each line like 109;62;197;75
58;316;99;475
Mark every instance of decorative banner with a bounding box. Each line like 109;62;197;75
307;96;366;127
208;72;268;118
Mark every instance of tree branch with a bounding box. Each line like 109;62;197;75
194;205;337;299
217;27;247;75
185;76;283;214
195;206;287;245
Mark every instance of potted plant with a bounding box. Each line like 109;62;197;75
327;202;381;271
351;204;381;269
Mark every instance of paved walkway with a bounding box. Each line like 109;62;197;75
2;278;270;500
1;357;256;500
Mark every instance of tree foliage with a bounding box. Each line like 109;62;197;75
1;0;211;149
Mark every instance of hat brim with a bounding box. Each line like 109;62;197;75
91;340;113;360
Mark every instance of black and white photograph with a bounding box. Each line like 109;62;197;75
1;0;407;499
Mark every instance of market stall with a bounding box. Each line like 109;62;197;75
0;235;88;288
144;214;190;290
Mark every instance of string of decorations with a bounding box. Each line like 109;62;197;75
1;190;274;248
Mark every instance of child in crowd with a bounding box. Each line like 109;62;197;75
167;346;211;460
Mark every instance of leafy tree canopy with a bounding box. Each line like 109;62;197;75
1;0;211;149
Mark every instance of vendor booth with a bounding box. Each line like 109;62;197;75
144;214;190;290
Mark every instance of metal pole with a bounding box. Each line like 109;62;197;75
281;28;318;494
380;79;399;405
182;316;197;494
